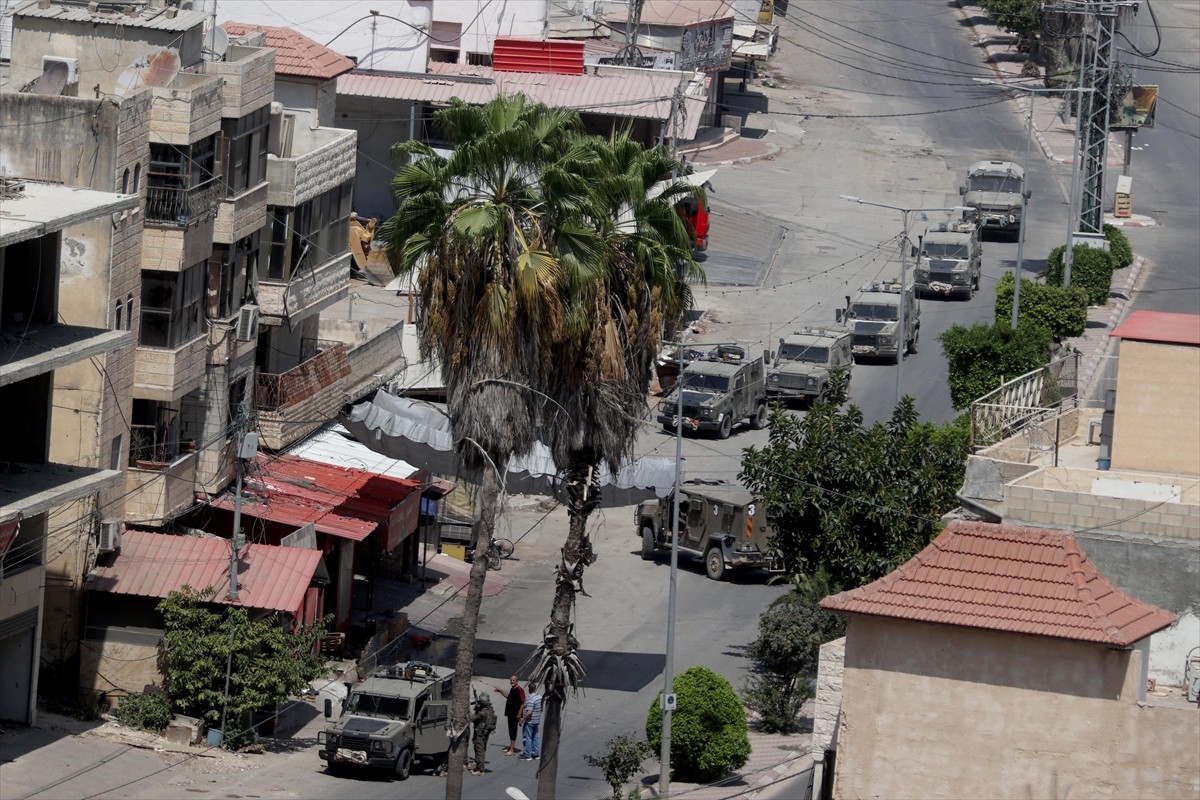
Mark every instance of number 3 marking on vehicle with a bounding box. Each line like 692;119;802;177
747;503;756;518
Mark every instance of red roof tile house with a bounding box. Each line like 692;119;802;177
819;521;1196;800
80;531;325;704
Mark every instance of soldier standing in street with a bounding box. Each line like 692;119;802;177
469;693;497;776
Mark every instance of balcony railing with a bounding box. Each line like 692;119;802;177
255;340;351;412
969;353;1080;451
145;176;222;226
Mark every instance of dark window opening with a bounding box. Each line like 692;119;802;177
139;262;206;349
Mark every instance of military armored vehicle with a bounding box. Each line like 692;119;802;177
636;482;780;580
838;278;920;363
318;661;453;780
959;160;1030;239
766;327;853;404
914;221;982;299
656;345;768;438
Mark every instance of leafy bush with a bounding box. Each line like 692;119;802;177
994;272;1088;341
114;691;172;731
646;666;750;783
585;732;654;800
939;321;1052;409
1045;244;1115;305
1104;223;1133;268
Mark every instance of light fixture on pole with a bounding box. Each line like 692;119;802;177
840;196;968;406
972;79;1094;327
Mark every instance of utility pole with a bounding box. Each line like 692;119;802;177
222;400;256;741
659;343;685;800
614;0;647;66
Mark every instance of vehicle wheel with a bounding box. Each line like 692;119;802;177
908;330;919;355
717;415;732;439
750;403;768;430
395;747;413;780
663;421;675;434
641;526;656;560
494;538;514;560
326;758;342;775
705;546;726;581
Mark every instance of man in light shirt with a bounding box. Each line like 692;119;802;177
518;681;543;760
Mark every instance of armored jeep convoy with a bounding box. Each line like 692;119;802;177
959;160;1029;238
318;661;453;780
766;327;853;404
656;345;768;438
636;483;780;580
914;221;982;299
839;278;920;362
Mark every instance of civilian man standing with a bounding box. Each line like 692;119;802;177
518;681;543;761
495;675;525;755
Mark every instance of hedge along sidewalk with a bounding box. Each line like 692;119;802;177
1073;254;1146;400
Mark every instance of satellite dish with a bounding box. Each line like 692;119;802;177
207;27;229;60
27;60;68;96
114;48;181;97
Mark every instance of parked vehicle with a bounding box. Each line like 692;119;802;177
766;327;853;404
636;483;780;580
656;345;768;438
839;278;920;362
318;661;453;780
914;221;982;299
959;159;1029;239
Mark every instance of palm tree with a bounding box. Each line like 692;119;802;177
532;132;701;799
382;95;603;800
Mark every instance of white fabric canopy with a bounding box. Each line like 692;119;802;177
340;390;682;507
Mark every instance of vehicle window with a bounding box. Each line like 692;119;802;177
722;506;734;532
927;258;966;271
687;502;703;528
922;243;969;259
348;693;410;720
851;303;897;321
968;175;1018;193
682;373;729;393
440;678;453;697
778;344;829;363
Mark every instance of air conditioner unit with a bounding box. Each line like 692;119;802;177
235;304;260;342
42;56;79;85
98;521;122;554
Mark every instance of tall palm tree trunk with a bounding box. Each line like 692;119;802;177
537;457;599;800
445;463;504;800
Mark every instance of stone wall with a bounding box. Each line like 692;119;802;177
213;181;268;245
123;453;198;524
148;74;223;146
258;252;351;323
812;636;844;754
141;218;215;272
203;45;275;120
133;335;208;402
1111;339;1200;476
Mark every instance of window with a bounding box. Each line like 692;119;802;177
228;376;247;424
220;105;270;196
126;293;134;330
466;52;492;66
145;137;218;224
114;300;123;330
121;168;129;193
139;263;206;348
428;48;459;63
209;231;260;319
132;163;141;192
260;183;351;282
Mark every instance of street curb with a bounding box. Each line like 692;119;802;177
690;141;781;167
745;751;809;798
1104;217;1158;227
1076;254;1145;397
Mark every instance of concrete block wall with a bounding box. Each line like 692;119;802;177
1004;483;1200;542
203;45;276;120
80;637;161;701
148;76;223;146
141;218;215;272
813;636;845;754
213;181;268;245
133;334;207;402
123;452;197;524
258;252;351;322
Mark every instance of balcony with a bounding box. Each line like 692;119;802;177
145;176;223;228
266;116;357;209
213;181;268;245
201;44;276;120
149;73;223;147
134;334;208;402
0;325;130;388
0;463;124;520
256;333;407;451
124;451;198;524
258;252;352;324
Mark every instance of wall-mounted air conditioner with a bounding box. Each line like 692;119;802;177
98;521;122;554
236;304;260;342
42;56;79;85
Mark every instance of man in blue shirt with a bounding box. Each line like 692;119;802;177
518;681;543;760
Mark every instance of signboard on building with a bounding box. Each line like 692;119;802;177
680;17;734;72
1110;85;1158;130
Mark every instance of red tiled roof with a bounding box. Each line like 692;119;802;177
91;530;321;614
222;22;355;80
1110;310;1200;346
820;521;1176;646
211;454;421;542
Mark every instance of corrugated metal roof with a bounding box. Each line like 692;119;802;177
14;0;207;32
211;454;421;541
222;21;355;80
287;425;418;481
90;530;321;614
338;66;703;137
1110;310;1200;346
820;521;1176;646
601;0;734;27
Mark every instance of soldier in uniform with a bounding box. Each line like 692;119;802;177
469;693;497;776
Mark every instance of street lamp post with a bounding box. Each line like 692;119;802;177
840;197;967;406
973;79;1095;326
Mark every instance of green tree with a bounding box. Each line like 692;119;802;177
157;587;327;747
938;320;1052;409
646;666;750;783
743;571;845;733
533;132;699;799
994;272;1087;341
980;0;1042;38
584;733;655;800
740;372;970;589
1045;243;1116;305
